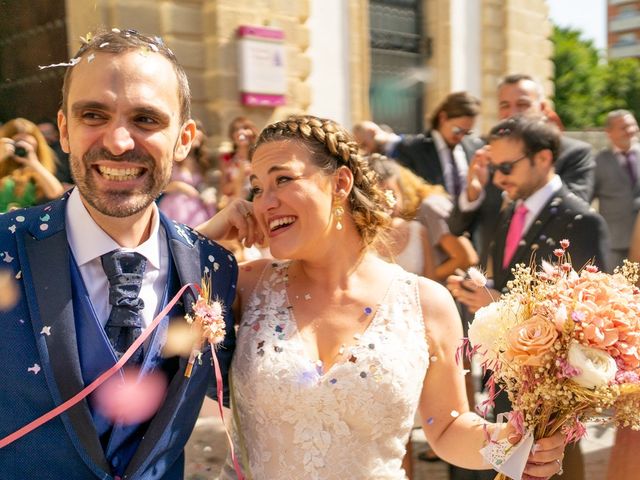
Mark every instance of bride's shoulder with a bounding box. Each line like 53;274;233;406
237;258;276;291
415;276;463;340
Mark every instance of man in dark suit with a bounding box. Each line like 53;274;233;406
447;114;609;480
448;74;595;266
394;91;484;199
592;109;640;271
0;29;237;479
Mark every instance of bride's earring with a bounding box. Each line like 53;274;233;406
333;198;345;231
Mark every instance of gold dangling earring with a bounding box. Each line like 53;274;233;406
334;201;344;231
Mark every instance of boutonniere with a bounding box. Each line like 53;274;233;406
184;275;226;378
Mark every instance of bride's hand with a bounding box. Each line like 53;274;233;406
505;425;565;480
195;198;264;248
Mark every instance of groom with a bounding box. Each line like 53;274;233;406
0;29;236;479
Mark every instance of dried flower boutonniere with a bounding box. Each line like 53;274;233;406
184;275;226;378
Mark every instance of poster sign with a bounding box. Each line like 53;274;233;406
237;25;286;107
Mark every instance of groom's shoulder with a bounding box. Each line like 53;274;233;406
169;220;237;268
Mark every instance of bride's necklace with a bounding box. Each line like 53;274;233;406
283;262;381;369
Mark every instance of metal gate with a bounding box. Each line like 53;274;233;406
369;0;427;135
0;0;68;123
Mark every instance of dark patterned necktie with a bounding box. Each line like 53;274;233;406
101;250;147;365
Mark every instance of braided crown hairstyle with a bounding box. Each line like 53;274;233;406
252;115;391;246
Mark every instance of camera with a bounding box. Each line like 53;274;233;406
14;145;28;157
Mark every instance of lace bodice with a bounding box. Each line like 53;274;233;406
219;261;429;480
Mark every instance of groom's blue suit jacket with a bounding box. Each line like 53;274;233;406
0;191;237;479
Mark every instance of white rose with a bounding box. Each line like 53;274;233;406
468;300;522;362
567;342;617;388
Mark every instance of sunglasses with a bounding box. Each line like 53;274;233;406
489;154;528;175
451;125;474;136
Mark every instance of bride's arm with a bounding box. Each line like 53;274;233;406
416;279;564;477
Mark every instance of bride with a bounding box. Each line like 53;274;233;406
197;115;565;480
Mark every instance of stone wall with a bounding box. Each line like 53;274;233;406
62;0;555;139
423;0;553;134
65;0;312;144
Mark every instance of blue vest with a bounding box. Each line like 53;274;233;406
70;252;176;476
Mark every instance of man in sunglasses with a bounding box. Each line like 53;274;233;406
446;114;608;480
448;74;595;267
394;91;483;200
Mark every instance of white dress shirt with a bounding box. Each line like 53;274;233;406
65;188;169;328
431;129;468;196
516;174;563;235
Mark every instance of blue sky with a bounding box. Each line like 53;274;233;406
547;0;606;51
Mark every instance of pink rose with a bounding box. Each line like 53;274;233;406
505;315;558;366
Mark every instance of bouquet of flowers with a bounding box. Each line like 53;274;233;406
465;240;640;480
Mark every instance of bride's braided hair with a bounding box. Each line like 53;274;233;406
252;115;391;246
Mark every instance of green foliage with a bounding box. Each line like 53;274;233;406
551;25;640;128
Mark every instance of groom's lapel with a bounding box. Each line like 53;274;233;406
21;195;109;473
125;217;204;475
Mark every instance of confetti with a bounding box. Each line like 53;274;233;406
40;326;51;336
8;225;16;233
87;53;95;63
2;252;14;263
429;355;438;362
15;216;24;222
450;410;460;418
38;57;80;70
364;306;373;315
0;270;19;310
208;255;215;263
94;368;167;424
162;322;199;357
426;417;434;425
28;363;41;374
304;293;311;300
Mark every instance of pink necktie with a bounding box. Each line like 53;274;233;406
503;203;528;269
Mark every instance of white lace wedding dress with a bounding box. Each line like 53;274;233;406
219;261;429;480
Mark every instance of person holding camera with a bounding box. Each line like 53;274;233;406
0;117;65;212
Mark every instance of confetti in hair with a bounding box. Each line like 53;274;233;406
38;57;81;70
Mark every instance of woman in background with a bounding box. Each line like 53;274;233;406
0;117;64;212
397;165;478;282
368;154;435;279
219;116;258;203
159;119;218;227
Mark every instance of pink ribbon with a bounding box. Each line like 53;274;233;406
0;282;245;479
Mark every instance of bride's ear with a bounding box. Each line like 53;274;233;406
334;166;354;197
